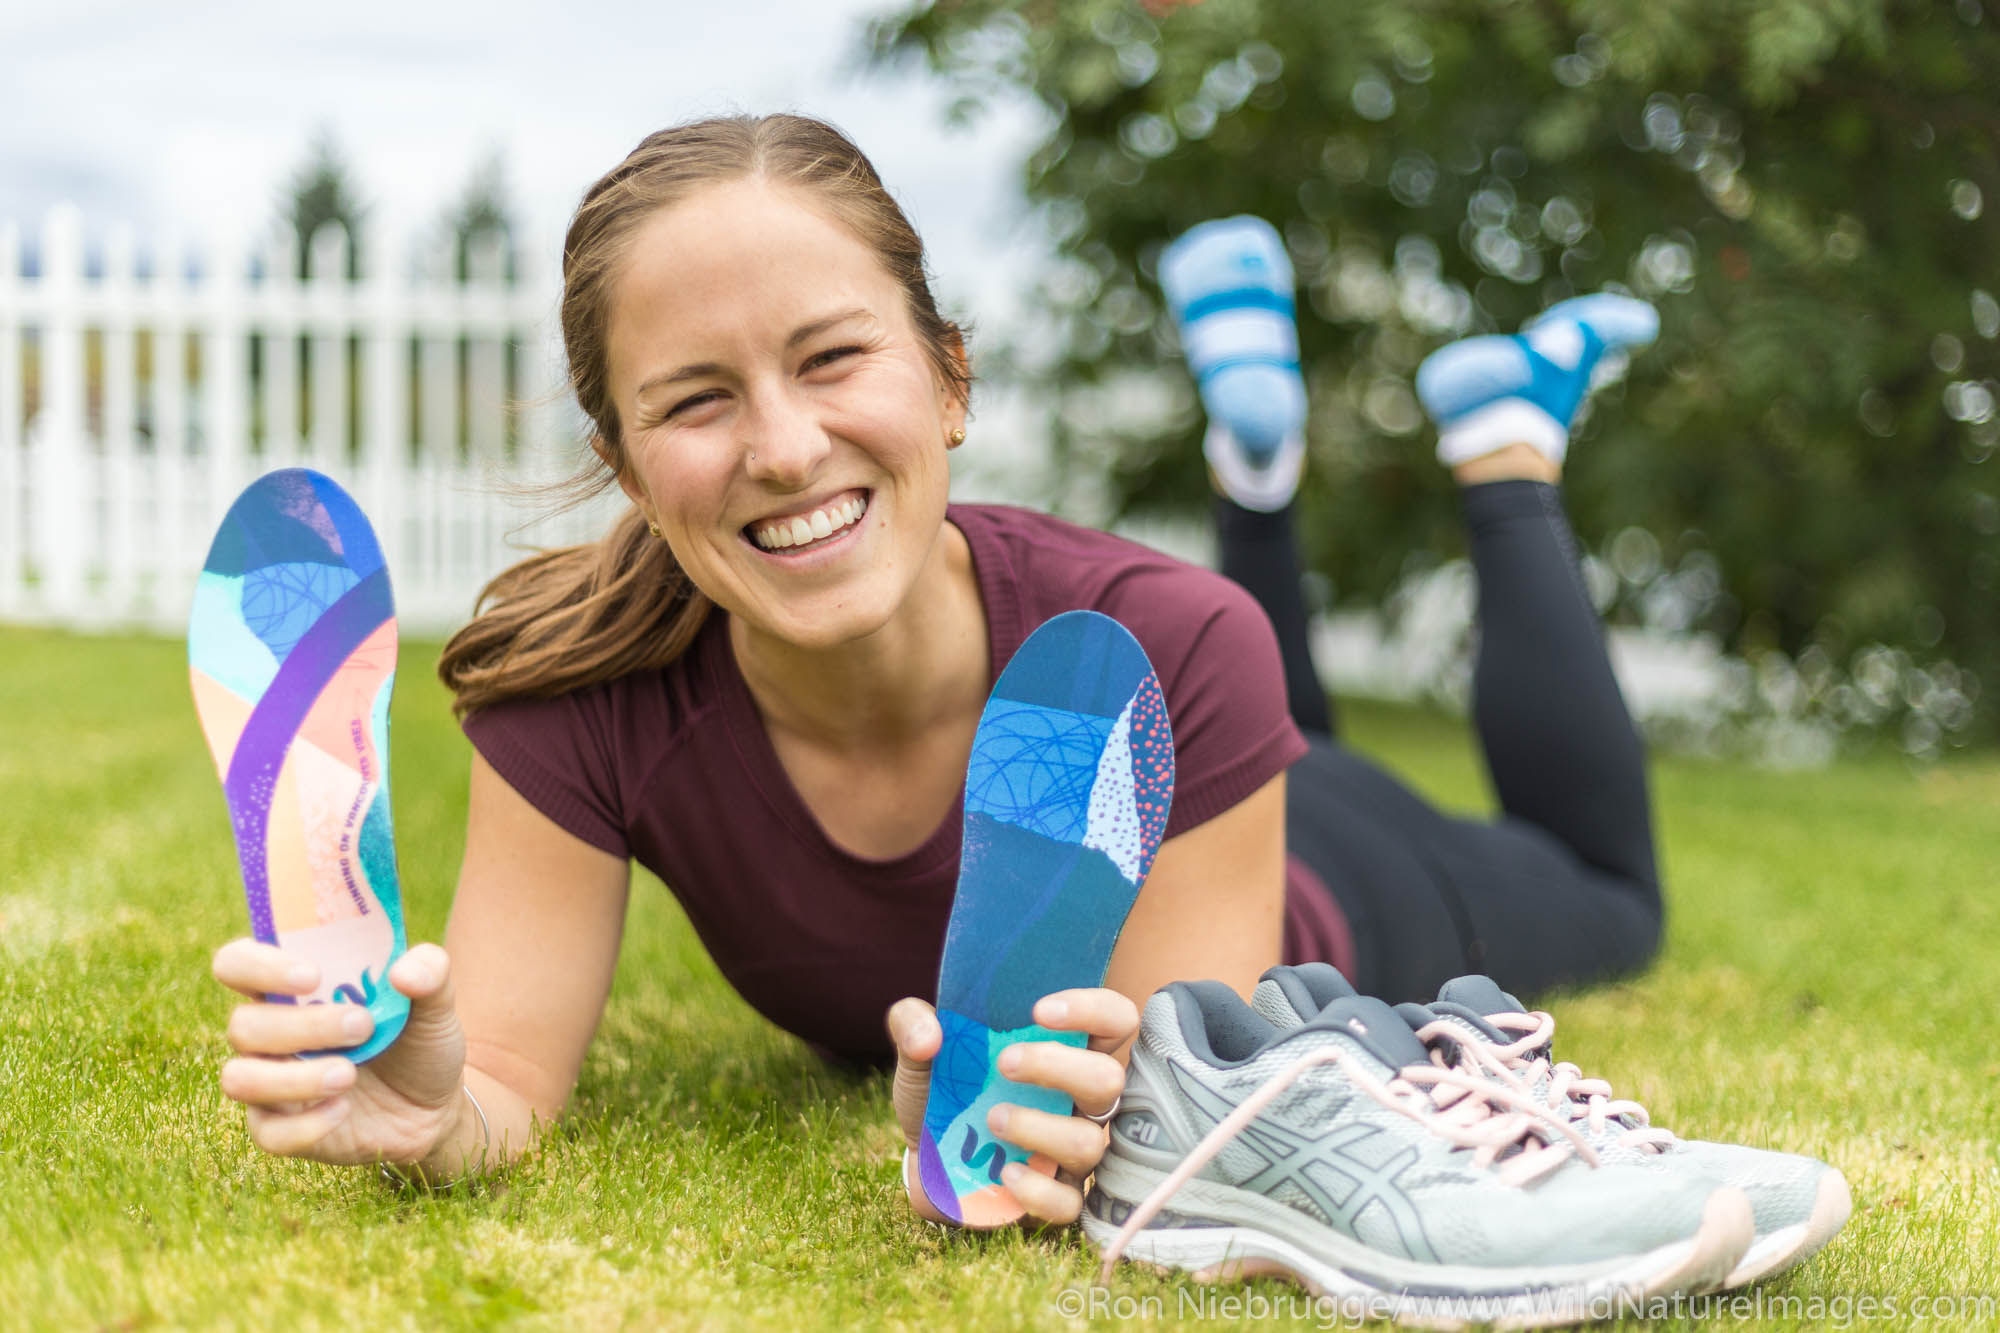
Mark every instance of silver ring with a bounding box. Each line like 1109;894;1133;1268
1082;1095;1121;1127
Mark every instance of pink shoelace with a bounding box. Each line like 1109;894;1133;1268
1095;1042;1600;1285
1414;1010;1677;1151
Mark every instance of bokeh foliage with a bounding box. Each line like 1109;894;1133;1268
872;0;2000;739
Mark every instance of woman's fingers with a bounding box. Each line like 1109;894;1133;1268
226;1000;374;1057
1000;1160;1083;1226
886;996;943;1140
995;1040;1125;1118
884;996;957;1224
987;1102;1108;1178
211;937;319;1001
219;1055;356;1108
885;990;1126;1229
886;996;943;1065
387;942;454;1007
244;1097;352;1158
886;1000;940;1123
1032;987;1140;1055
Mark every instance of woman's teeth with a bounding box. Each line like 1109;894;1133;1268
749;495;868;551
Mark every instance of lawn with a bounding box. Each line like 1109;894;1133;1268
2;625;1996;1331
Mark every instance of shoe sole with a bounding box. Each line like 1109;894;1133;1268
1720;1169;1853;1288
1083;1181;1753;1330
189;468;410;1061
917;611;1174;1226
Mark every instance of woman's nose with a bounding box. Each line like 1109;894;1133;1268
741;388;831;486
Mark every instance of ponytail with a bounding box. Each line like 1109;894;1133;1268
438;507;711;718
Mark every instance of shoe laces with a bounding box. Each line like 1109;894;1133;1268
1095;1041;1597;1285
1414;1010;1677;1152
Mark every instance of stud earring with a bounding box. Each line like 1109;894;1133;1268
948;427;966;446
648;522;662;539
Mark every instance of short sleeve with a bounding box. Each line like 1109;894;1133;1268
461;688;631;859
1116;567;1309;840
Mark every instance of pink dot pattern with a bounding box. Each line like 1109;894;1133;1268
1125;673;1174;880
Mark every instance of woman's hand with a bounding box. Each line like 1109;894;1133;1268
886;987;1140;1228
211;938;470;1170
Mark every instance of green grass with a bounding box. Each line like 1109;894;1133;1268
3;624;1996;1331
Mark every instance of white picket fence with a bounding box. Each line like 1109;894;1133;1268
0;204;625;636
3;204;1770;749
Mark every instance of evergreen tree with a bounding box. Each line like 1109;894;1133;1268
281;128;368;281
442;152;515;285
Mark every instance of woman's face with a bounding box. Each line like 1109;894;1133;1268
601;177;967;652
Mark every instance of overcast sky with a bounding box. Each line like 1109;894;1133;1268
0;0;1055;329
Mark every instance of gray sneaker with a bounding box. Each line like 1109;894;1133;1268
1084;981;1752;1326
1250;965;1852;1289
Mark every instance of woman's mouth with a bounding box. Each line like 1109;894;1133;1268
745;491;870;554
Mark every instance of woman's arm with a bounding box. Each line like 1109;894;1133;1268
1103;770;1288;1020
420;751;633;1173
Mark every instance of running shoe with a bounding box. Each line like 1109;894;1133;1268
1415;292;1658;467
1251;965;1852;1289
1084;981;1753;1326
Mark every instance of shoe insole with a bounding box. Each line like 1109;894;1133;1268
917;610;1174;1226
188;469;408;1062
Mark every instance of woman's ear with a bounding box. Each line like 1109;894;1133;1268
938;328;971;440
592;434;652;514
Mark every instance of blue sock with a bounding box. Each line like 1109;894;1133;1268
1161;217;1307;510
1416;293;1658;466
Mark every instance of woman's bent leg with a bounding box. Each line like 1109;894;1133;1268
1279;292;1667;1000
1214;496;1336;738
1285;737;1660;1003
1461;480;1660;898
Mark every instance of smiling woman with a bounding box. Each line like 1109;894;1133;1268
198;109;1857;1314
205;114;1302;1235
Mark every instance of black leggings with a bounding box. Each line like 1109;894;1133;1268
1216;482;1663;1004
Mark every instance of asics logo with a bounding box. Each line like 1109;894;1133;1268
1166;1063;1439;1264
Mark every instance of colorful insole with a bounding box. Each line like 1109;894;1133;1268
188;468;409;1062
918;610;1174;1226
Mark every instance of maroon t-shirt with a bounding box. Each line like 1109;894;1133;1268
463;502;1344;1064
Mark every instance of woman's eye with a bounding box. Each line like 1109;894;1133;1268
657;349;857;421
666;390;721;418
806;345;861;371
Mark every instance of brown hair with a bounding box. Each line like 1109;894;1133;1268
438;114;972;718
